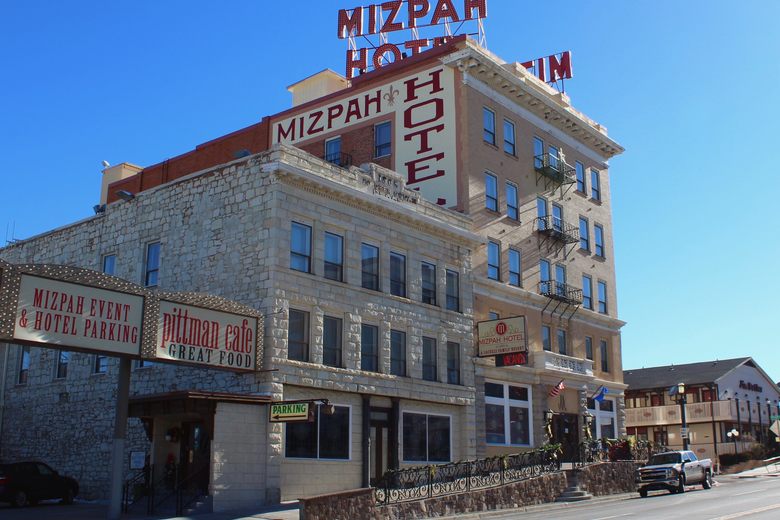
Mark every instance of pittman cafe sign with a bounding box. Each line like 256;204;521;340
477;316;527;365
0;260;262;372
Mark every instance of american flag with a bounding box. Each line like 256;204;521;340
549;379;565;398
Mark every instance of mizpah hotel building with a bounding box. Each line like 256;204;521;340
0;10;624;511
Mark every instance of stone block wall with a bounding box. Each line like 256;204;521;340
578;461;638;496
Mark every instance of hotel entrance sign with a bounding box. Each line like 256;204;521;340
477;316;527;357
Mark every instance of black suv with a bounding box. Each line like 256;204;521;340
0;461;79;507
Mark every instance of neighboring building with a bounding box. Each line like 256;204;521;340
0;35;625;509
624;358;780;462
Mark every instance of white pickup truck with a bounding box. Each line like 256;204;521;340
636;450;713;497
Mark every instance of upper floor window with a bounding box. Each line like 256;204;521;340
539;259;551;291
542;325;551;351
391;330;406;376
375;121;392;158
288;309;310;361
447;341;460;385
485;173;498;211
55;351;69;379
488;311;499;320
94;354;108;374
598;281;608;314
390;252;406;297
325;137;342;164
582;275;593;310
579;217;590;251
421;262;437;306
487;241;500;280
506;182;518;220
600;340;609;372
445;269;460;312
591;169;601;201
575;161;586;193
503;119;516;155
548;145;559;170
17;346;30;384
323;316;342;368
585;336;593;360
144;242;160;287
533;137;544;168
290;222;312;273
102;254;116;275
557;329;567;355
324;232;344;282
361;243;380;291
361;324;379;372
422;336;437;382
594;224;605;257
508;249;521;287
536;196;548;229
483;108;496;145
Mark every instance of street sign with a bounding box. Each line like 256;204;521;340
269;402;313;423
771;415;780;421
770;420;780;437
680;427;689;439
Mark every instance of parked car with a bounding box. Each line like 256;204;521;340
0;461;79;507
636;450;713;497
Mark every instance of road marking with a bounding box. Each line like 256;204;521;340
710;503;780;519
733;489;767;496
591;515;634;520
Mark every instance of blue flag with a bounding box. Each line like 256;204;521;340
593;386;609;402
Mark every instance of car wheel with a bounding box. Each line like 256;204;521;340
639;489;648;498
703;472;712;490
61;486;74;505
677;475;686;494
11;490;29;507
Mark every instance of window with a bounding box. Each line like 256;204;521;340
594;224;605;257
539;259;551;293
144;242;160;287
390;252;406;297
391;330;406;376
598;281;608;314
375;121;392;157
555;264;566;297
421;262;437;306
324;232;344;281
422;336;437;381
582;275;593;310
361;324;379;372
402;412;451;462
17;346;30;384
549;145;559;170
533;136;544;168
485;382;531;446
585;336;593;360
102;254;116;275
503;119;516;155
136;359;156;369
575;161;586;193
361;243;380;291
600;340;609;372
485;173;498;211
483;108;496;145
487;241;500;280
323;316;342;368
288;309;309;361
588;397;616;440
542;325;551;351
552;204;563;233
447;342;460;385
55;351;69;379
591;169;601;201
557;329;567;355
324;137;342;164
579;217;590;251
445;269;460;311
506;182;518;220
508;249;521;287
93;354;108;374
286;404;350;459
290;222;312;273
488;311;499;320
536;196;548;230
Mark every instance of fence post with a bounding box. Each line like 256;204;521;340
500;456;505;486
466;460;471;492
427;466;433;498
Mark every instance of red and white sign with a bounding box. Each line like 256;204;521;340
477;316;526;357
273;65;457;205
156;300;257;370
13;274;143;355
521;51;573;84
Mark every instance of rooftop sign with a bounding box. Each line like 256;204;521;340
477;316;526;357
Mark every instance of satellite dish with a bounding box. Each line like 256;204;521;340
102;160;111;168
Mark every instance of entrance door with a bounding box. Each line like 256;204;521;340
552;413;580;461
369;408;392;486
179;421;210;494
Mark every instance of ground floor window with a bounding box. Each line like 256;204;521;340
588;397;616;439
627;426;648;441
484;381;531;446
285;404;350;460
402;412;451;463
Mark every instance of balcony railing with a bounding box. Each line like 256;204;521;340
534;153;575;190
539;280;583;306
532;350;594;377
626;400;740;427
535;216;579;244
322;151;353;168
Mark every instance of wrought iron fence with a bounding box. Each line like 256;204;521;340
574;439;670;468
535;216;580;244
539;280;583;305
375;447;561;505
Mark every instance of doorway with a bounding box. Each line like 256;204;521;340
552;413;580;461
179;421;210;494
369;408;391;486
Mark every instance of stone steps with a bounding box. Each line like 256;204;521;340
555;470;593;502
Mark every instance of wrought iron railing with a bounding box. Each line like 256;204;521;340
323;151;353;168
539;280;583;305
534;153;575;187
121;466;149;513
535;216;579;244
175;464;210;516
575;439;670;468
375;447;561;505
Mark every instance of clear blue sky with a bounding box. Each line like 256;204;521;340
2;1;779;381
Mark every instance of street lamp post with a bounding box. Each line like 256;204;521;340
678;382;689;451
727;429;740;454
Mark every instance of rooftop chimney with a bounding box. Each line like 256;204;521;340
100;163;142;206
287;69;349;107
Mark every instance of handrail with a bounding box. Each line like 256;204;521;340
121;466;149;513
534;216;579;244
175;463;210;516
539;280;583;305
533;153;576;184
148;463;178;515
